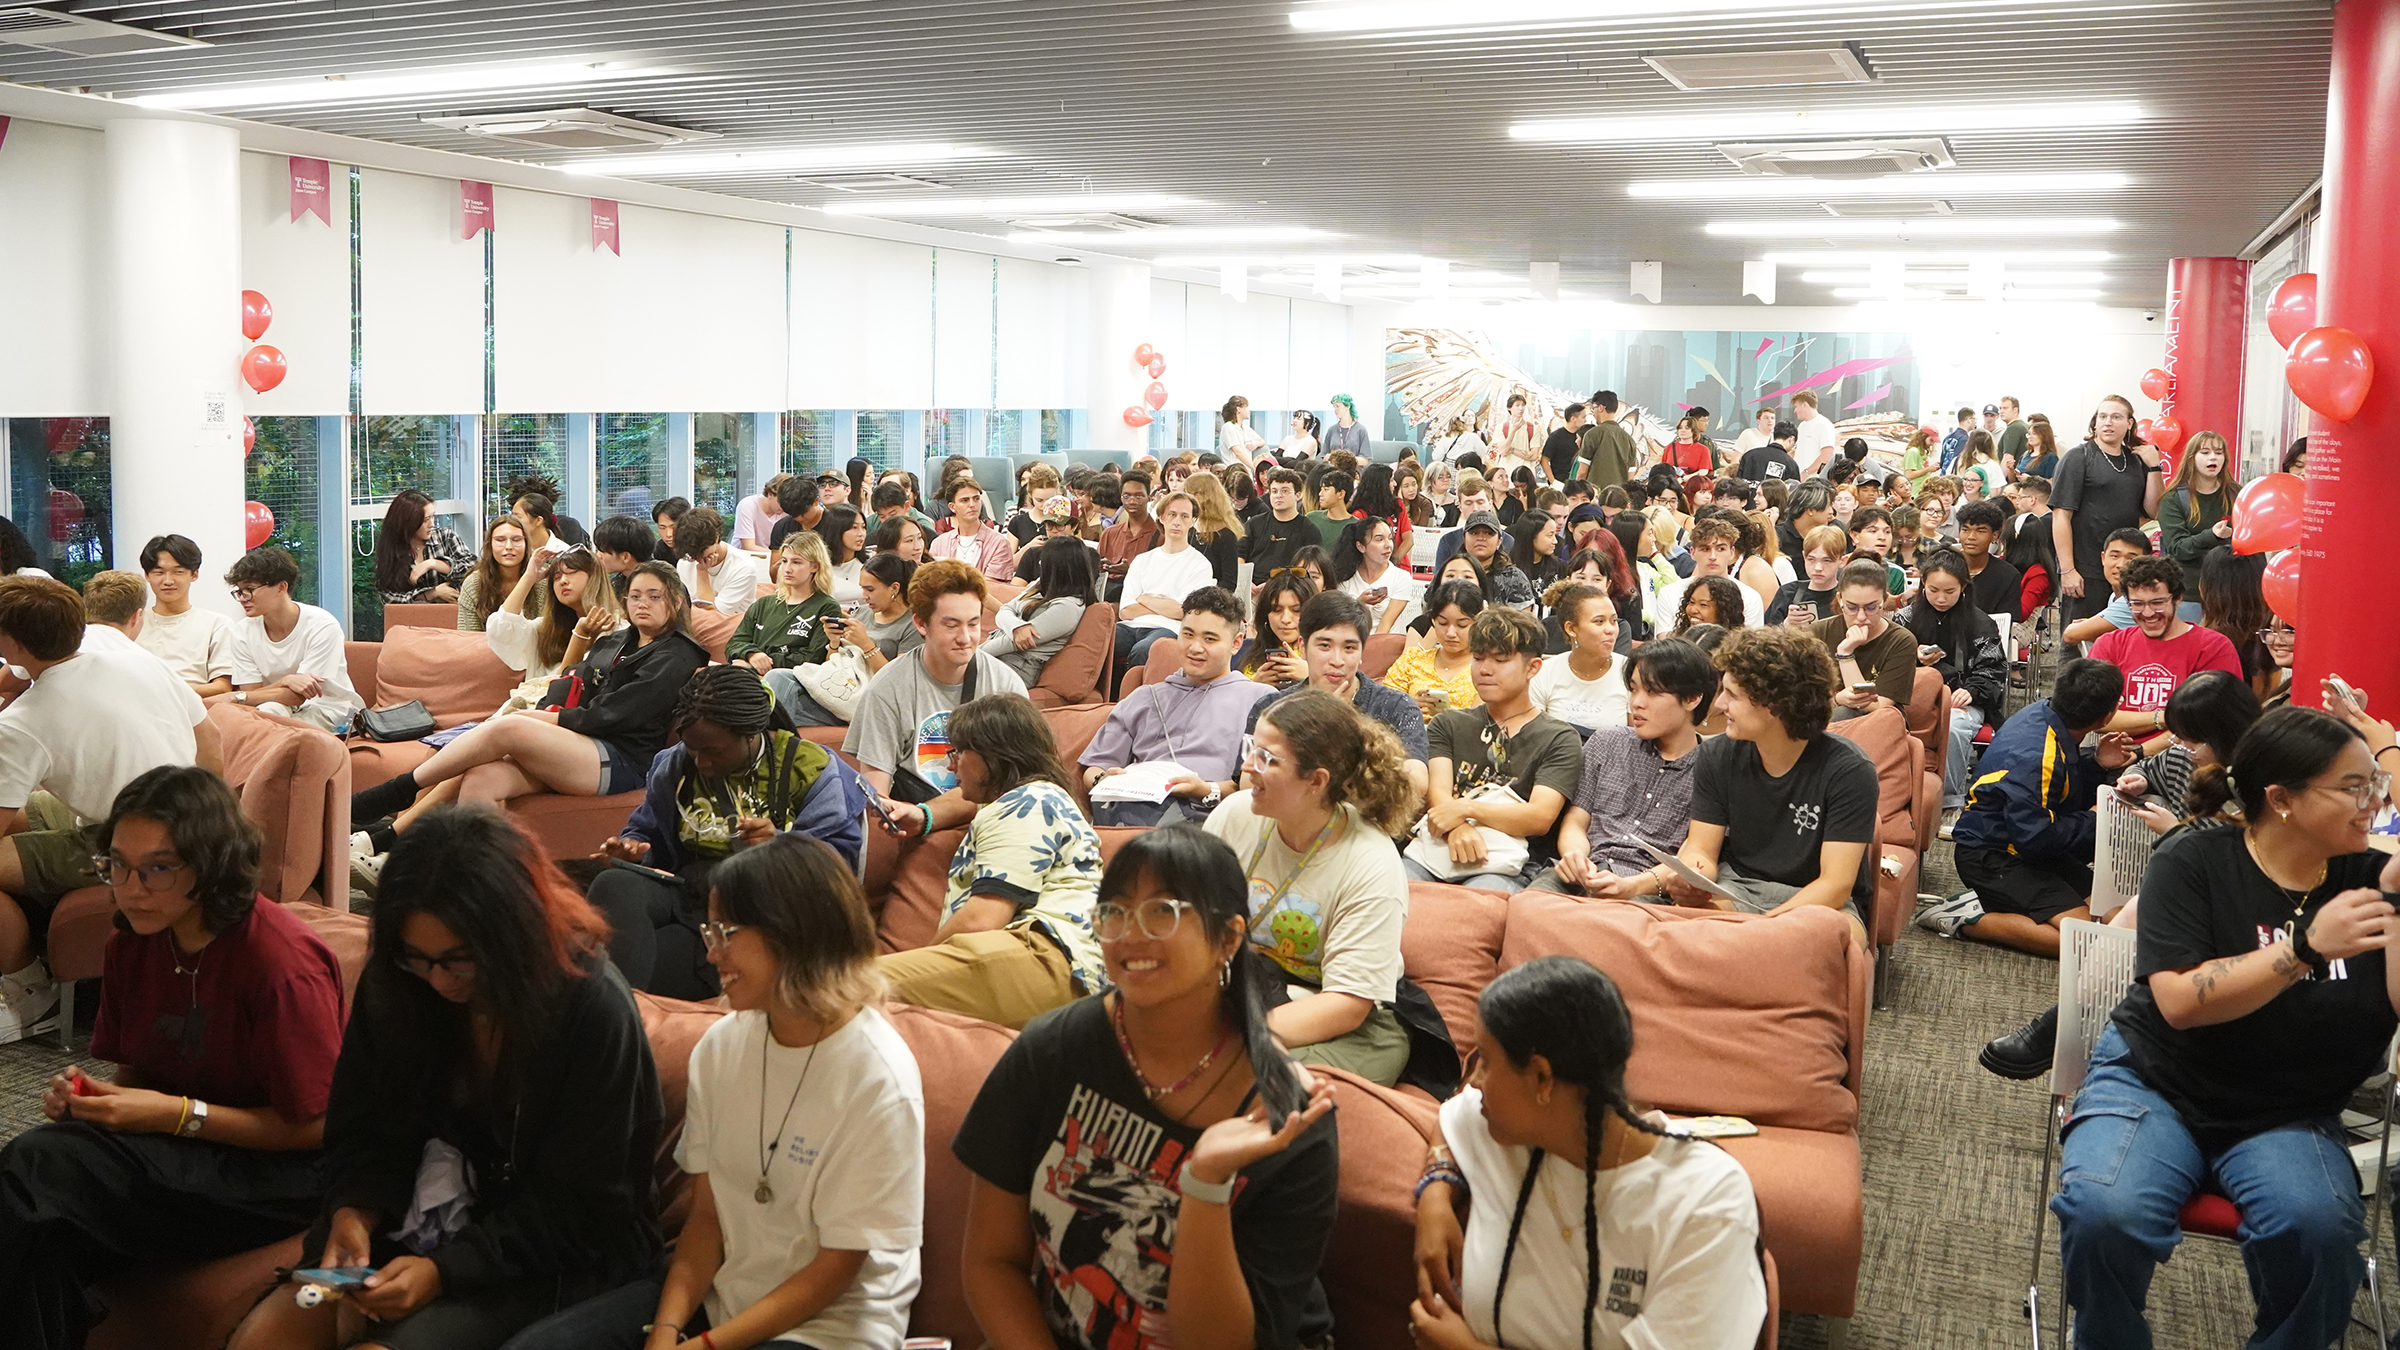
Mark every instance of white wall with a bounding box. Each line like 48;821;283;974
239;150;349;416
0;119;105;416
358;167;483;414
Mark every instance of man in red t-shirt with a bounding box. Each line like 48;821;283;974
2087;555;2242;738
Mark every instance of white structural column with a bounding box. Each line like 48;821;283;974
1084;260;1151;454
105;118;245;614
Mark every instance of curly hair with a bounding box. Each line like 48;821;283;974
1674;576;1749;635
1257;689;1417;837
98;766;261;935
1713;625;1837;740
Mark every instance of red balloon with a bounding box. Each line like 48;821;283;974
1122;406;1153;428
2286;325;2375;421
244;501;276;549
240;345;288;394
2232;472;2307;555
1143;381;1168;410
1147;356;1166;379
1133;343;1156;367
241;416;256;455
2267;272;2318;349
2139;367;2171;402
241;290;273;341
2146;415;2184;454
2262;549;2303;623
2136;418;2154;444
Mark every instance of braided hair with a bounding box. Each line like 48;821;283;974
1481;955;1667;1350
671;664;797;740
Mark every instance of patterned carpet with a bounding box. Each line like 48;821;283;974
1;847;2386;1347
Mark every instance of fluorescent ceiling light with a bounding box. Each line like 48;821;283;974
1513;101;2145;144
1154;253;1433;268
1297;0;1944;31
1628;171;2128;200
1830;288;1945;300
1005;226;1329;246
564;142;996;177
1762;249;2113;264
2007;288;2104;300
1799;271;1875;284
822;193;1188;217
1799;267;2106;285
2006;271;2107;284
132;61;654;110
1708;217;2120;239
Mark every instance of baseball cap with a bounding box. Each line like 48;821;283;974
1463;510;1503;534
1982;404;2001;416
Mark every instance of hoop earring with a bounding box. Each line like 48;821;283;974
1219;960;1232;989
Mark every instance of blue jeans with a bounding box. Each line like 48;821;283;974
762;668;846;727
1402;856;1531;894
2052;1024;2367;1349
500;1277;684;1350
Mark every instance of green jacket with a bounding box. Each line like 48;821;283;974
2155;482;2234;567
727;591;842;668
1580;419;1639;489
1999;419;2029;468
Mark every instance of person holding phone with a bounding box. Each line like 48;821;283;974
1809;560;1918;721
1898;549;2007;831
1386;581;1486;721
1331;516;1419;635
1;768;344;1350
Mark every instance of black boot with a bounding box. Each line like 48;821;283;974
349;770;421;825
1979;1005;2059;1080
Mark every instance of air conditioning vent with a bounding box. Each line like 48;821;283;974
0;7;206;55
1718;137;1956;178
418;108;715;151
797;173;949;192
1643;43;1873;92
1822;198;1954;217
1003;212;1161;230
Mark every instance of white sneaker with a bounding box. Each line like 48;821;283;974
1938;807;1962;842
350;830;376;860
1915;890;1985;938
350;848;387;899
0;959;60;1044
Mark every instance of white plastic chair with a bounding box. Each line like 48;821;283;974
2087;788;2157;923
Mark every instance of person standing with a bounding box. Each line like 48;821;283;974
1324;394;1371;460
1579;392;1639;491
1997;396;2029;472
1541;402;1585;484
2155;429;2240;569
1491;393;1540;467
1219;394;1266;465
1733;407;1776;455
1736;420;1803;486
1790;392;1838;477
2051;395;2163;626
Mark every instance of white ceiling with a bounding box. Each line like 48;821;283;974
3;0;2334;306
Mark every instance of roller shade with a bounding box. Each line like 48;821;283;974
789;229;932;410
0;120;104;416
995;256;1079;408
359;168;483;414
238;151;349;416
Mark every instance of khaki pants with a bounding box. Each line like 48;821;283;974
879;927;1079;1030
1286;1004;1412;1087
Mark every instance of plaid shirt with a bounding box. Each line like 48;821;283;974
1573;726;1700;875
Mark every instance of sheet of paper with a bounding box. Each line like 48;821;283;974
1088;760;1192;804
1638;840;1746;906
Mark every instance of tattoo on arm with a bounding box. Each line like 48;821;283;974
2269;945;2303;981
2190;957;2239;1004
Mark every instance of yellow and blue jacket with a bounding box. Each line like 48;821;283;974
1950;698;2105;864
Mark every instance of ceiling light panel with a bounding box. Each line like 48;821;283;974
822;193;1188;217
1296;0;1970;31
563;142;996;177
1005;226;1331;245
1512;101;2146;144
1642;44;1874;92
132;61;656;110
1707;217;2121;238
1761;249;2114;264
1628;171;2128;199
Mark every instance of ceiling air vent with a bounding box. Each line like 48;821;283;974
1717;137;1955;178
1004;212;1160;230
1822;198;1954;217
418;108;715;151
1643;43;1873;92
797;173;948;192
0;7;206;55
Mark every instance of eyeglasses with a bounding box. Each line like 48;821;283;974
2126;600;2176;615
699;920;747;952
397;949;477;979
2255;627;2297;645
1095;898;1197;942
1240;735;1283;771
228;585;263;601
2309;772;2393;809
1837;600;1883;618
90;856;190;892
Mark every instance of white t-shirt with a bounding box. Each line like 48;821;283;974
137;605;237;685
1732;428;1771;454
828;559;864;606
1341;565;1424;632
0;649;205;821
230;603;362;720
1528;654;1628;734
1442;1090;1767;1350
81;624;140;657
1119;545;1219;634
1793;413;1838;475
1203;793;1407;1003
1653;573;1766;630
681;549;769;615
678;1007;925;1350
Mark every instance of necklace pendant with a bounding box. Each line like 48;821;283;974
754;1179;774;1205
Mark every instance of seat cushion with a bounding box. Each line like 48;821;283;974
1041;702;1117;816
884;1002;1021;1347
344;640;380;707
1826;705;1919;851
88;1237;303;1350
1399;882;1509;1058
1320;1068;1442;1350
210;705;348;905
344;737;436;794
1030;602;1115;709
1716;1125;1863;1319
380;602;458;630
1363;632;1404;681
689;606;740;664
510;791;646;860
369;626;518;727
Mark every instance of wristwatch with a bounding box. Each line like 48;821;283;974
178;1099;210;1138
233;691;247;705
1198;782;1225;810
1179;1161;1237;1206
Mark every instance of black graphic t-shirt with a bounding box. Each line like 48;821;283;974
953;997;1339;1350
1688;733;1879;909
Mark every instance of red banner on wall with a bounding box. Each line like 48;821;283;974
288;156;330;224
460;180;494;239
591;198;620;254
0;117;12;151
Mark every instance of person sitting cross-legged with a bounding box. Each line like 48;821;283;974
1917;657;2139;957
1401;609;1584;895
1081;587;1274;827
1527;638;1716;897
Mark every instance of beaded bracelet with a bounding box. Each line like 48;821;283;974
1414;1161;1469;1205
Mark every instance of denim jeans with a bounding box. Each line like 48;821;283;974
1401;856;1530;894
1943;704;1986;808
761;668;846;727
500;1276;680;1350
2052;1024;2366;1349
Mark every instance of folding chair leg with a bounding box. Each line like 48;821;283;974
55;979;72;1051
1873;943;1891;1011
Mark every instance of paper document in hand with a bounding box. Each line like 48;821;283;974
1087;761;1193;804
1638;841;1746;905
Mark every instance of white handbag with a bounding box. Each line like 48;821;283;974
1403;785;1533;881
795;645;872;723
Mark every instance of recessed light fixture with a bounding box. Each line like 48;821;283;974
131;60;658;110
1629;171;2127;200
2005;271;2107;285
1154;252;1434;268
1707;217;2121;239
822;193;1188;217
1831;287;1944;301
1513;101;2146;144
1297;0;1940;32
1005;226;1332;246
562;142;997;177
1762;249;2113;264
2006;288;2104;300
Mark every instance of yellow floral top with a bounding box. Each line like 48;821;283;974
1383;643;1481;713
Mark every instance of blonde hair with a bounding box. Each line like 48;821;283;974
1645;506;1681;557
82;570;147;626
775;530;835;601
1183;471;1241;544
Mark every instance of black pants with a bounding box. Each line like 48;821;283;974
587;866;720;1001
0;1122;324;1350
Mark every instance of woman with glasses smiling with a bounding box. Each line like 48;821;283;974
2052;707;2400;1347
956;825;1339;1350
0;767;344;1350
232;806;661;1350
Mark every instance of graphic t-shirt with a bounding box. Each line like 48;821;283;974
1204;794;1408;1002
1735;445;1800;484
1428;707;1588;864
948;781;1107;993
1688;734;1879;909
842;650;1028;793
953;998;1340;1350
2087;623;2244;715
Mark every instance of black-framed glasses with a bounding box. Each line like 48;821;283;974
90;856;189;892
229;585;263;601
397;949;477;979
1095;898;1196;942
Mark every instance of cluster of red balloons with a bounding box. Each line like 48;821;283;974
2268;272;2375;421
240;288;278;545
1123;342;1170;428
2227;473;2307;621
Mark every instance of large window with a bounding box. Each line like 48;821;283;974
5;417;111;586
693;413;751;515
782;411;824;476
355;416;473;639
486;413;568;521
599;414;669;518
1041;410;1070;452
855;411;904;468
246;417;322;605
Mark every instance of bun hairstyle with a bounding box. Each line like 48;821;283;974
1479;956;1670;1350
2187;704;2362;826
1257;689;1417;837
1099;826;1307;1124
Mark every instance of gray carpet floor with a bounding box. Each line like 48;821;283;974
2;846;2390;1347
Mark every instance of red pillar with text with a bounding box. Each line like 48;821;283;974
2158;257;2248;473
2295;0;2400;712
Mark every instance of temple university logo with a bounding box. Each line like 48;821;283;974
1790;801;1822;833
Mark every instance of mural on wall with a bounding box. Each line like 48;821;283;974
1385;327;1922;450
